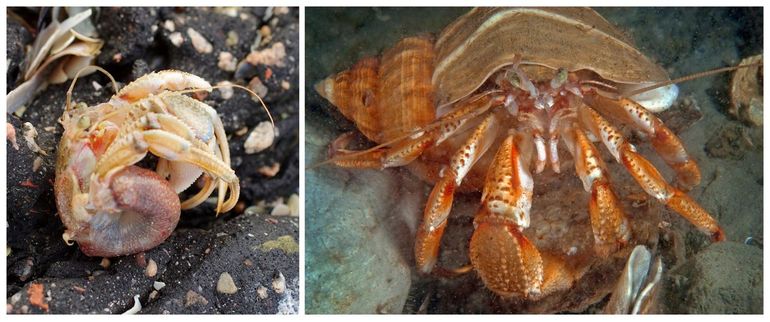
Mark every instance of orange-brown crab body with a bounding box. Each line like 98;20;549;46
55;70;239;257
315;8;723;303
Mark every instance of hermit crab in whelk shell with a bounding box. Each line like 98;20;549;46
314;8;754;307
55;69;273;257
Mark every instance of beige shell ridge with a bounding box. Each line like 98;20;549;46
432;8;670;107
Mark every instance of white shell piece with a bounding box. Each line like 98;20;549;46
629;84;679;112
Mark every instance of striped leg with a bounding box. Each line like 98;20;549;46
583;91;700;190
414;114;498;274
329;93;498;169
561;123;631;257
470;134;573;299
578;105;724;241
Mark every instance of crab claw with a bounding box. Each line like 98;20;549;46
74;166;181;257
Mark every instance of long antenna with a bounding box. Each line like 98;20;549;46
67;65;119;111
620;62;762;99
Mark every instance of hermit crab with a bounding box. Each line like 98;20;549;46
313;7;737;306
55;69;269;257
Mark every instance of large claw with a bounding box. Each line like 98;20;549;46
68;166;181;257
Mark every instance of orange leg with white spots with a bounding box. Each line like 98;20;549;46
327;93;500;169
578;105;724;241
470;134;574;299
583;91;700;190
414;114;498;274
561;124;630;257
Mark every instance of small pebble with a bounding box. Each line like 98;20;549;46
168;32;184;47
273;7;290;15
100;258;110;269
259;25;272;38
162;20;175;32
72;285;86;294
135;252;147;267
23;122;46;155
184;290;209;307
149;290;158;300
121;295;141;314
91;81;102;91
257;285;269;299
153;281;166;290
216;81;234;100
218;52;237;72
246;42;286;67
271;204;291;216
281;80;291;90
215;7;239;17
248;77;269;99
287;194;299;217
187;28;213;54
258;163;281;177
244;259;253;267
32;157;43;172
244;121;275;154
272;271;286;294
216;272;238;294
145;259;157;277
244;205;263;216
226;30;239;47
7;123;19;150
235;127;248;136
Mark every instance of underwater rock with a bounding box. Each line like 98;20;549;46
305;114;413;314
729;54;763;127
667;241;762;314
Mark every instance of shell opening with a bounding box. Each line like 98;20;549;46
628;84;679;113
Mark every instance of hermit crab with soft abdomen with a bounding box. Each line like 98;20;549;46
314;8;750;302
55;69;273;257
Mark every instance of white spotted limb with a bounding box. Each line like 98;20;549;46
414;114;498;274
470;134;574;299
578;103;724;241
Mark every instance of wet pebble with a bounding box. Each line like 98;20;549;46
248;76;269;98
122;295;141;314
216;272;238;294
153;281;166;290
257;285;268;299
218;52;237;72
216;81;234;100
226;30;239;47
258;163;281;177
187;28;213;54
287;194;299;217
145;259;158;277
271;203;291;216
272;271;286;294
100;258;110;269
163;20;175;32
168;32;184;47
244;121;276;154
184;290;209;307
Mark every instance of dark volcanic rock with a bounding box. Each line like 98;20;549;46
96;7;159;68
7;19;32;90
6;212;299;314
6;7;299;314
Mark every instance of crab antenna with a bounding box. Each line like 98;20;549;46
66;65;120;111
620;61;762;99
